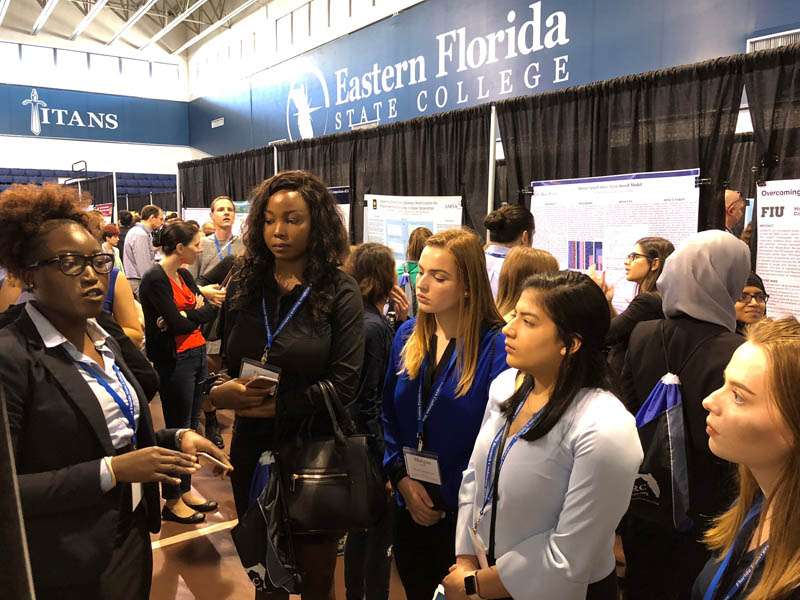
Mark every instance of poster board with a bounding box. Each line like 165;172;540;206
532;169;700;313
755;180;800;318
329;186;351;236
363;194;462;263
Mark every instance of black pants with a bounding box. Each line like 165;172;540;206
344;495;395;600
393;506;456;600
621;517;710;600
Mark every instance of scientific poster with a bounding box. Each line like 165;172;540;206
532;169;700;313
364;194;462;262
755;180;800;319
329;186;351;236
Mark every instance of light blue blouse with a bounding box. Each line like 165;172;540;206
456;368;643;600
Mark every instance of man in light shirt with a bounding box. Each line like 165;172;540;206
123;204;163;298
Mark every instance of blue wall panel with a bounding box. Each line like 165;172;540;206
187;0;800;156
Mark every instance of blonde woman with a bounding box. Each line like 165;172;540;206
694;317;800;600
383;228;508;600
495;247;559;321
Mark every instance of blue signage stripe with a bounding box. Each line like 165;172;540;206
532;168;700;187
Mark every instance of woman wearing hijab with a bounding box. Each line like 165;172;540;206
619;230;751;600
735;272;769;336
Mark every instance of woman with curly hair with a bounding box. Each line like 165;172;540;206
0;184;231;599
209;170;364;600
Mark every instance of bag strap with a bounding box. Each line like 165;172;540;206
660;320;728;376
317;380;357;443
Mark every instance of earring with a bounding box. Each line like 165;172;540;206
560;347;567;356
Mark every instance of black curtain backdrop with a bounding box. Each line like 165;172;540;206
69;174;114;208
354;104;492;240
727;133;757;199
122;191;177;214
744;43;800;183
179;147;274;208
277;132;357;188
497;56;745;231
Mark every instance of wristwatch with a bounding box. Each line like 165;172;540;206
464;571;481;599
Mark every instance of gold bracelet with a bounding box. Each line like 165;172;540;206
176;428;188;449
103;456;117;488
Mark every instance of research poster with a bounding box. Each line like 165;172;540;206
364;194;462;263
329;186;351;236
756;180;800;319
532;169;700;313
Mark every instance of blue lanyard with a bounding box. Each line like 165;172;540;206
704;501;767;600
480;396;544;516
213;234;232;261
485;251;506;259
80;362;137;443
416;350;457;451
260;285;311;363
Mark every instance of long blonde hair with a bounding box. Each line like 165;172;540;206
495;247;559;317
400;228;503;397
704;317;800;600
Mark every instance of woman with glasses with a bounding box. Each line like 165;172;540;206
0;184;231;599
140;221;220;524
735;273;769;336
590;237;674;378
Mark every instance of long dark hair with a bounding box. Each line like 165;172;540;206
501;270;613;442
231;170;349;318
635;236;675;295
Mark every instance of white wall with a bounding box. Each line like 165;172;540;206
188;0;425;99
0;135;209;174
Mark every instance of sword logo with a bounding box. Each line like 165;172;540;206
22;88;47;136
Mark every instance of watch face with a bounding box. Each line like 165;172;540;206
464;575;477;596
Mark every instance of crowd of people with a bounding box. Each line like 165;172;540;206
0;173;798;600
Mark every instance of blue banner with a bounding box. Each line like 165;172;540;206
0;83;188;145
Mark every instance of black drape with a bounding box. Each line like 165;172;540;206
121;191;177;214
497;56;745;231
179;147;274;208
727;133;757;199
744;43;800;183
277;132;357;188
354;104;492;240
69;174;114;208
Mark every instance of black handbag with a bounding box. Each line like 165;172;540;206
277;379;386;535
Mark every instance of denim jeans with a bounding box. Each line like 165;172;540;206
156;345;207;500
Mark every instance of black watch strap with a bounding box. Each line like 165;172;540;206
464;573;478;597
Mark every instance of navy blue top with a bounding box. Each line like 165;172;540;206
382;318;507;511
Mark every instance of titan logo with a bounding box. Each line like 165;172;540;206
286;64;330;141
22;88;119;136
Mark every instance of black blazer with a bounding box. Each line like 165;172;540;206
0;309;176;587
621;315;744;527
139;265;216;366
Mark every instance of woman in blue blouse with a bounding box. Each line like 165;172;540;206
383;228;508;600
445;271;642;600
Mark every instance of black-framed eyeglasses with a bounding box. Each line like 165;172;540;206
625;252;651;262
740;292;769;304
27;253;115;277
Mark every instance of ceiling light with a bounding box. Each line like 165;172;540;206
31;0;60;35
171;0;260;56
140;0;211;50
107;0;159;45
70;0;109;40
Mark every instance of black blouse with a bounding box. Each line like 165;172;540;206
222;267;365;446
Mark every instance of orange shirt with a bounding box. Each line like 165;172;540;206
169;274;206;353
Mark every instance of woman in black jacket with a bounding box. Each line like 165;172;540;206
0;184;230;599
140;221;218;524
209;170;364;600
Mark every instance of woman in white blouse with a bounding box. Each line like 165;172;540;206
444;271;643;600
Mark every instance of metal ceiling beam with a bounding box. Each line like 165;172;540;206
0;0;12;27
31;0;61;34
70;0;110;39
107;0;158;44
172;0;260;55
139;0;211;49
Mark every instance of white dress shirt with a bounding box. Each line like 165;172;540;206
456;368;643;600
25;302;140;493
484;245;510;299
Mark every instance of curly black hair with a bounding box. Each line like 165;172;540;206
231;171;349;319
0;183;92;278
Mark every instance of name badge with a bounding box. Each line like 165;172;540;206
132;482;142;511
403;446;442;485
240;358;281;394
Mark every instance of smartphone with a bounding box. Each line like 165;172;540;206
197;451;232;471
432;584;446;600
244;375;278;390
